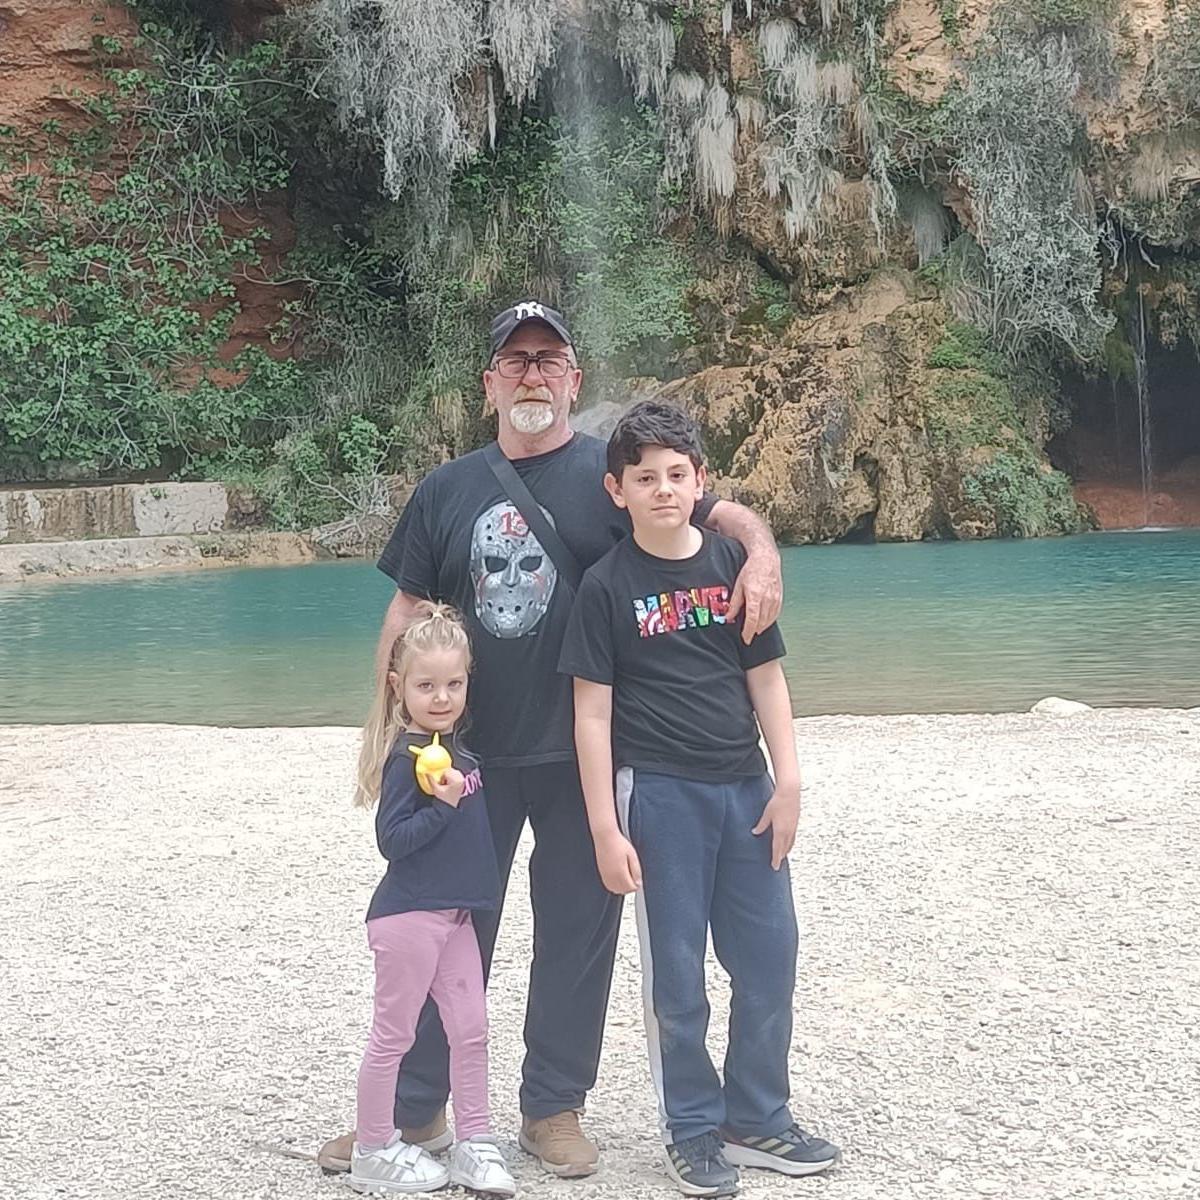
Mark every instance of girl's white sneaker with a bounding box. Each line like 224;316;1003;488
449;1134;518;1197
349;1132;450;1194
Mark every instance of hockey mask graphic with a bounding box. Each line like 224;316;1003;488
470;501;558;638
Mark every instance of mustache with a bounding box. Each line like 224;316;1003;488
513;386;553;403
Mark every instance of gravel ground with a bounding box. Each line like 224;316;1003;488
2;711;1198;1200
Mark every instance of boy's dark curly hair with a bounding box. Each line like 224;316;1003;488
606;400;705;478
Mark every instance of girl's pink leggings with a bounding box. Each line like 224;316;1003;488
356;908;489;1148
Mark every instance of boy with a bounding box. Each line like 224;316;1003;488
557;401;840;1197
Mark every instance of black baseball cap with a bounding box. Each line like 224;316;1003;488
489;301;574;357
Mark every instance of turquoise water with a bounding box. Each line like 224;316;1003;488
2;530;1198;725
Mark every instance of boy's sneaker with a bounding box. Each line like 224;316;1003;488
721;1123;841;1177
318;1110;453;1174
349;1132;450;1194
663;1132;739;1197
449;1135;517;1197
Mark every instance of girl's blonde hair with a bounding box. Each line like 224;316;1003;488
354;600;472;809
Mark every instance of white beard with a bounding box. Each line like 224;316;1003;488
508;401;556;435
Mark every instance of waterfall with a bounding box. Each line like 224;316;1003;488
1110;373;1121;476
1130;288;1153;527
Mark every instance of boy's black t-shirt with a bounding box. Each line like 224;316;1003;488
557;529;786;782
376;434;715;769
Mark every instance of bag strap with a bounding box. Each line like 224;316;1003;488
483;442;583;592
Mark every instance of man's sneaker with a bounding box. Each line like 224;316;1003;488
518;1111;599;1177
449;1135;517;1197
663;1132;739;1197
349;1132;450;1194
721;1123;841;1177
317;1110;453;1174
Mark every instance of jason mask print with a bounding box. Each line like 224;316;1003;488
470;501;558;638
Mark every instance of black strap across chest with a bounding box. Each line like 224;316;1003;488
483;441;583;592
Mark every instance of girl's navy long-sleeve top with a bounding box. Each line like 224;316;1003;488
366;733;501;921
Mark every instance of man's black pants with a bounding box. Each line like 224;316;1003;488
392;759;623;1124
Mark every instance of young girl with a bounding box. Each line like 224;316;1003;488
350;601;514;1197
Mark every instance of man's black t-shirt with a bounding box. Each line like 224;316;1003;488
557;529;786;782
377;434;716;768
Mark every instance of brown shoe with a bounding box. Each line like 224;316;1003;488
316;1110;452;1174
316;1132;355;1175
402;1110;454;1154
519;1111;600;1178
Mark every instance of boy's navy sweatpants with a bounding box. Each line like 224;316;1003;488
616;768;798;1146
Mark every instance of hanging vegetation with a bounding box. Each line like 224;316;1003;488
1153;0;1200;122
308;0;487;211
612;0;676;100
488;0;562;107
758;25;843;239
948;35;1112;358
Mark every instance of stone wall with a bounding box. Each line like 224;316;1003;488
0;482;262;543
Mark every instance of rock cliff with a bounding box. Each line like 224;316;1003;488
664;0;1194;537
2;0;1196;540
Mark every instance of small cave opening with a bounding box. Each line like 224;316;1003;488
838;508;878;544
835;454;879;543
1050;290;1200;529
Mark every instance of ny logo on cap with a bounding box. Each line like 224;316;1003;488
514;301;546;321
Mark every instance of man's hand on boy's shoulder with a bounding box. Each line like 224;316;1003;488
727;543;783;643
594;828;643;895
705;499;783;643
752;778;800;871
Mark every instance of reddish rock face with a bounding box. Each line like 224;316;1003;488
1075;466;1200;529
0;1;140;134
0;0;301;381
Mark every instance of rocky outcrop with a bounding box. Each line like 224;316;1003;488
671;0;1199;276
655;0;1200;536
4;0;1194;545
639;268;1085;542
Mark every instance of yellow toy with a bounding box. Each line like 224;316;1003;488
408;731;453;795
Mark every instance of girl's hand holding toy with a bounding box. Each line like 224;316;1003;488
428;767;465;808
408;733;465;808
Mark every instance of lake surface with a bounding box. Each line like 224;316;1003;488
2;531;1198;725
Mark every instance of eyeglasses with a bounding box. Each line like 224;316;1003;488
491;352;574;380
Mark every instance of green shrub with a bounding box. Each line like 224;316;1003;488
736;274;795;330
963;451;1081;536
1153;1;1200;120
926;322;1008;372
939;0;962;45
0;24;294;475
925;372;1019;453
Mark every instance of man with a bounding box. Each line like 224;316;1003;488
320;301;783;1178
